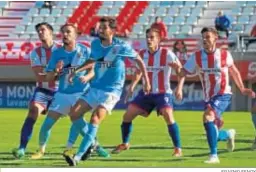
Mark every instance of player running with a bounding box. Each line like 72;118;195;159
30;23;108;160
112;28;184;157
12;22;59;159
170;27;255;164
62;17;150;166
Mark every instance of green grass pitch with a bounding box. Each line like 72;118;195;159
0;109;255;167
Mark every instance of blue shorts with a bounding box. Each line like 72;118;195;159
205;94;232;129
130;90;173;115
30;87;55;114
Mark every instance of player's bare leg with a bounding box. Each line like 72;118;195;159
161;107;182;157
112;104;146;154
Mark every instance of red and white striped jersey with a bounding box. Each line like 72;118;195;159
183;48;233;101
30;43;60;91
139;47;179;94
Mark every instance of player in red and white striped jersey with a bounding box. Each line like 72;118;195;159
12;22;60;159
171;27;255;164
112;28;185;157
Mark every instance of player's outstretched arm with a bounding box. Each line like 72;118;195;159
134;55;151;94
75;59;95;73
78;65;95;83
229;64;256;98
32;66;48;82
46;60;63;81
68;59;95;83
169;61;187;78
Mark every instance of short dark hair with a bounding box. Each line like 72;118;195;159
146;28;161;37
201;27;218;35
99;17;117;29
35;22;54;32
155;16;161;21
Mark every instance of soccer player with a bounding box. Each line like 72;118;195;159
112;28;184;157
170;27;255;163
31;23;108;159
12;22;59;159
62;17;150;166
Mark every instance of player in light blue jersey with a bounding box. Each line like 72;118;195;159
63;17;150;166
30;23;101;159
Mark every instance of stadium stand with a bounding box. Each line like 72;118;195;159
0;1;254;59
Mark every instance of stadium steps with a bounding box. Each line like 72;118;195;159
119;2;149;34
0;1;35;38
8;1;35;9
207;1;237;10
192;1;237;37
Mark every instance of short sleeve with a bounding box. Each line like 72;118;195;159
167;50;179;63
90;39;101;60
117;43;138;60
183;53;197;74
30;49;41;67
226;51;234;67
85;47;91;60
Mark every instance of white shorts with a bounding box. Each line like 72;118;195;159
80;88;120;114
49;92;83;115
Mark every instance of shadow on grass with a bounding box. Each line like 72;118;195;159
89;157;186;162
235;139;254;144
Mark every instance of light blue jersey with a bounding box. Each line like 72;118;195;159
90;37;138;97
46;43;90;94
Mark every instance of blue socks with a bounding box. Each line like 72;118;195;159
204;122;218;155
39;116;57;146
252;113;256;130
67;123;83;147
121;122;133;144
167;123;181;148
218;130;230;141
73;117;88;136
76;122;98;158
19;117;36;150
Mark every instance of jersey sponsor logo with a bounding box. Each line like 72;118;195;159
199;68;222;74
146;66;165;72
96;61;116;68
59;64;77;75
